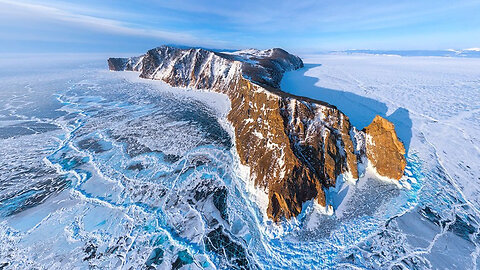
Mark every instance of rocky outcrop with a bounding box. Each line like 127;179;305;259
108;45;406;221
364;115;406;180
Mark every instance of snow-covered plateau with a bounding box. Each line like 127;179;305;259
0;53;479;269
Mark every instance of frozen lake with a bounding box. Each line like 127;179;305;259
282;54;480;269
0;53;479;269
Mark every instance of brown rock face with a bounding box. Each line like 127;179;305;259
227;79;359;221
364;115;406;180
108;46;406;221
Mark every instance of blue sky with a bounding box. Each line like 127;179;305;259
1;0;480;54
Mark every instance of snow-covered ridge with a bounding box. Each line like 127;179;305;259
108;45;303;91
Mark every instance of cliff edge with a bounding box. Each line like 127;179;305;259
108;46;406;221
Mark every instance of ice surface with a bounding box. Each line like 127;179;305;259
0;53;479;269
282;54;480;269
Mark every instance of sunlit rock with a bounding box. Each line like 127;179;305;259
364;115;406;180
108;46;406;221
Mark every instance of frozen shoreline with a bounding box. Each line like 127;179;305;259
1;54;479;269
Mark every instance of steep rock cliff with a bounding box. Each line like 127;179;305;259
364;115;407;180
108;45;406;221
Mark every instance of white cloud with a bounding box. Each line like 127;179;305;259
0;0;228;48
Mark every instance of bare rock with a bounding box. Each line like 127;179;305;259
364;115;406;180
107;46;406;221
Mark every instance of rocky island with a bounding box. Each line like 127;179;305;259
108;46;406;221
